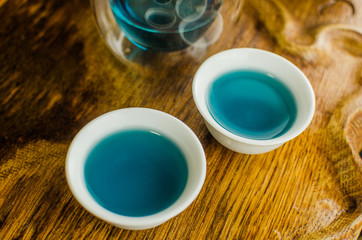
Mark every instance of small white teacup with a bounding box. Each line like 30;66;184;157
66;108;206;230
192;48;315;154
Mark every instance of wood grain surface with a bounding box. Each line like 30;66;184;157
1;0;361;239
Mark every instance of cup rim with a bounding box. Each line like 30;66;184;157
65;107;206;229
192;48;315;146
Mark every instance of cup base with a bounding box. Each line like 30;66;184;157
205;121;283;154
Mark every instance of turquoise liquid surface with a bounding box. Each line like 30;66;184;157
109;0;218;51
207;70;297;140
84;129;188;217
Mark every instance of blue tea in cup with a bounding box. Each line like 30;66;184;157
207;70;297;140
192;48;315;154
66;108;206;229
84;129;188;217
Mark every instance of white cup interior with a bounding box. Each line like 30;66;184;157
193;48;315;146
66;108;206;229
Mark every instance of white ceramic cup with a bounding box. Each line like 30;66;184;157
66;108;206;230
192;48;315;154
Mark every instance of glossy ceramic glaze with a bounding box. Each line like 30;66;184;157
193;48;315;154
66;108;206;230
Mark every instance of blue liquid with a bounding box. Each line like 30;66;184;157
84;129;188;217
207;70;297;140
109;0;218;51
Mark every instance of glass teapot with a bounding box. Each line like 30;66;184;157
91;0;227;64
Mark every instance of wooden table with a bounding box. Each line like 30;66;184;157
1;0;361;239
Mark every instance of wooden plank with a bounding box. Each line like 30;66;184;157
0;0;361;239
